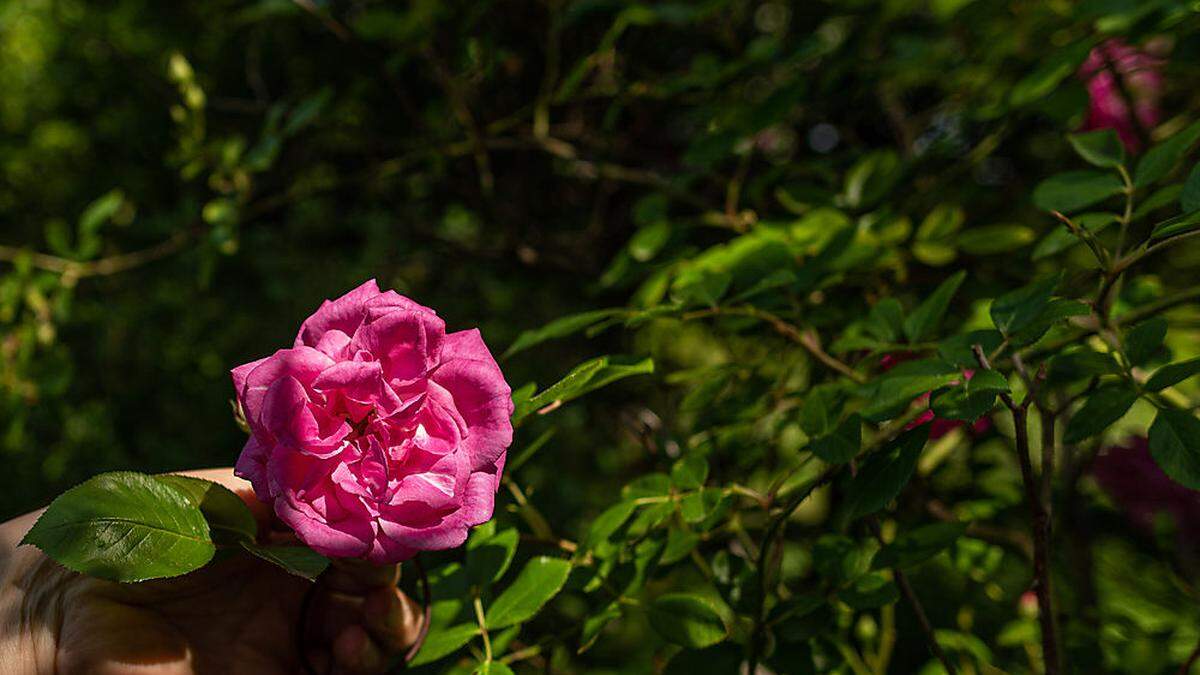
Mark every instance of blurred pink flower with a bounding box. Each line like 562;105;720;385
1078;39;1165;153
232;280;513;563
1093;436;1200;540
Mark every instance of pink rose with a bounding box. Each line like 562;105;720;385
1093;436;1200;543
1079;39;1166;153
231;280;513;563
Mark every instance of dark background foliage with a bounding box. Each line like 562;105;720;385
7;0;1200;672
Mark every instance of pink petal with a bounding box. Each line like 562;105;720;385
430;354;514;471
275;486;374;558
239;347;335;432
312;360;403;420
233;435;272;500
231;357;267;397
261;376;350;456
294;280;383;349
352;309;446;382
314;329;353;360
376;471;496;552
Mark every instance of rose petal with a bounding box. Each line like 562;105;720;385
275;485;374;558
262;376;350;456
352;309;446;382
376;472;495;552
294;279;383;349
239;347;335;433
233;435;272;499
430;344;514;471
312;360;404;420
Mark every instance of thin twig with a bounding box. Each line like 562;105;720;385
1178;633;1200;674
973;344;1060;675
473;592;493;662
291;0;352;41
0;230;191;279
868;519;957;675
684;306;867;383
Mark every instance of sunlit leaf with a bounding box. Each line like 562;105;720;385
21;472;214;582
485;557;572;629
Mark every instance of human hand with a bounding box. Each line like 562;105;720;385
0;468;423;675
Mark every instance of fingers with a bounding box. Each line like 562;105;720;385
316;562;423;674
323;560;400;594
362;586;422;650
332;625;387;674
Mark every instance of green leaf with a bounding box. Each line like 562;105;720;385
1067;130;1125;168
930;387;995;422
503;309;624;359
155;475;257;545
841;427;929;521
680;488;732;529
866;298;905;343
1032;212;1117;260
579;602;622;653
956;224;1036;255
1048;349;1122;382
628;220;672;262
1150;210;1200;240
813;535;875;584
76;189;126;258
1062;384;1138;444
282;88;332;136
661;527;700;565
838;572;899;610
473;662;515;675
647;593;730;648
938;329;1003;368
916;204;965;242
1124;317;1167;366
913;241;957;266
466;525;520;586
1183;163;1200;213
1149;410;1200;489
586;501;638;550
1135;185;1185;221
842;150;902;209
990;273;1061;335
241;543;330;581
21;471;215;583
409;623;480;666
811;413;861;464
670;454;709;490
1135;120;1200;187
1032;171;1123;213
1009;41;1091;107
670;268;731;307
904;271;965;342
1008;298;1090;348
873;522;967;570
515;356;654;423
485;557;572;629
861;360;960;421
1146;357;1200;392
622;473;671;499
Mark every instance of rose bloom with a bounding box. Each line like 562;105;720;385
232;280;513;563
1093;436;1200;542
1078;39;1166;153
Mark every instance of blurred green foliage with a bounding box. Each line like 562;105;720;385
7;0;1200;672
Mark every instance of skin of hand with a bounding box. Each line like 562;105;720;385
0;468;423;675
